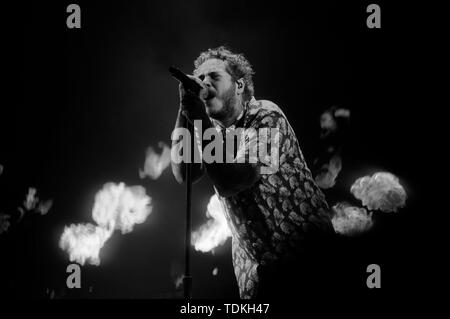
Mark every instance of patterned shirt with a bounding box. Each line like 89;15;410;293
212;97;334;299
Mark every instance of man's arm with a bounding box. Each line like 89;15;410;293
171;99;259;193
205;161;260;198
179;99;260;197
171;108;205;184
205;109;284;197
171;77;261;195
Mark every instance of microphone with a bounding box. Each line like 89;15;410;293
168;66;205;95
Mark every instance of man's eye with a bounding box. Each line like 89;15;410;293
199;75;205;81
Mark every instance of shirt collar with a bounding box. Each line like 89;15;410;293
212;97;254;131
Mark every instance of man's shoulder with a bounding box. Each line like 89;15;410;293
247;98;286;120
247;98;286;122
258;99;280;112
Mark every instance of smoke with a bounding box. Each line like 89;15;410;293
334;108;351;118
191;194;231;253
0;214;11;234
320;110;338;136
47;288;55;299
59;182;152;265
20;187;53;218
350;172;406;213
0;187;55;228
319;107;350;140
36;199;53;216
314;107;350;189
315;154;342;189
24;187;39;210
170;262;184;289
331;202;373;236
0;167;53;234
174;276;183;289
17;207;25;223
139;142;172;180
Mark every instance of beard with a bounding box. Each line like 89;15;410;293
206;82;237;121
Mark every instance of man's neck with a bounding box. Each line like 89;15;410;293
214;101;245;128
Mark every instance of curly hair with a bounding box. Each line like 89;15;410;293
194;46;255;102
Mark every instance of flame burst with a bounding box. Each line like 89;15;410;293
92;182;152;234
315;154;342;189
331;202;373;236
351;172;406;213
59;182;152;265
139;142;172;180
191;195;231;253
59;223;113;266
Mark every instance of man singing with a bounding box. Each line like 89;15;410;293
171;46;336;299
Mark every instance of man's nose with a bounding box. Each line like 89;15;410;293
202;77;212;87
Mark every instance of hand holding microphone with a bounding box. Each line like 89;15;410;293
169;67;209;120
169;66;207;98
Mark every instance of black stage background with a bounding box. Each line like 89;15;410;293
2;0;432;308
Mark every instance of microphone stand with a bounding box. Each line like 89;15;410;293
183;114;193;299
169;67;202;299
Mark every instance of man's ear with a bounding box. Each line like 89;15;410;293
236;78;245;95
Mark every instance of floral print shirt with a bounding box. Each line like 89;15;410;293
212;97;334;299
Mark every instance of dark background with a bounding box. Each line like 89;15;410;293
1;0;428;300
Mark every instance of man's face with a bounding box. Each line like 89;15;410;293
194;59;237;120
